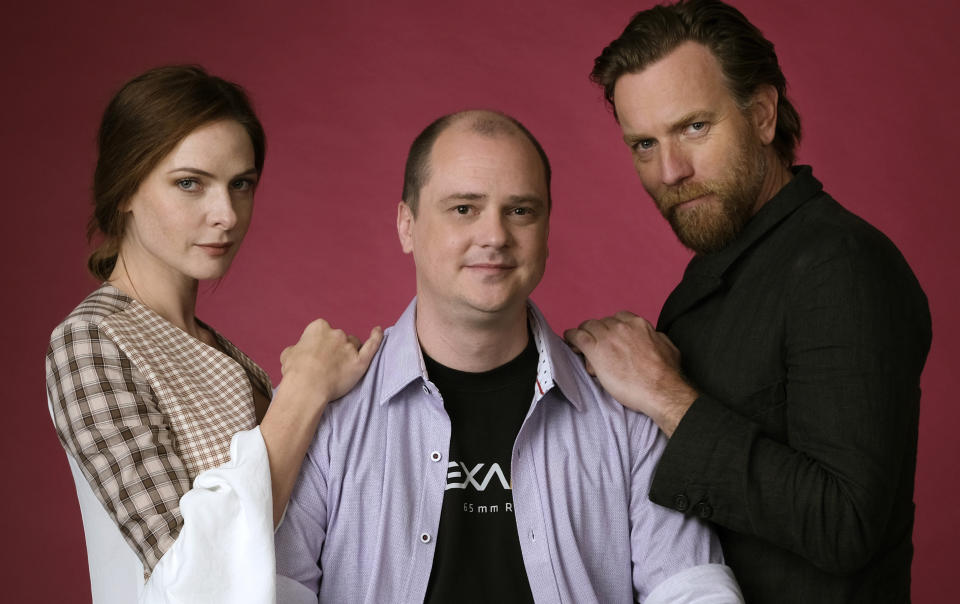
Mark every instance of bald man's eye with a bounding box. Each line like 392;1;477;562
451;205;480;216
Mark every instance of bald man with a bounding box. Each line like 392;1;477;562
274;110;742;603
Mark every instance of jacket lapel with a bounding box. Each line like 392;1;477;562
657;269;724;332
658;166;823;332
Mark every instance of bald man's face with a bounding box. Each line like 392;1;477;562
397;126;549;324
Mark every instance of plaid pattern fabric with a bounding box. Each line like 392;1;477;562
46;284;273;572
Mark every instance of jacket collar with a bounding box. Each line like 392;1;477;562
658;166;822;331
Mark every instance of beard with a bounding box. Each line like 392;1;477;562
651;128;768;255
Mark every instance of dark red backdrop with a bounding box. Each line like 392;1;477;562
3;0;956;601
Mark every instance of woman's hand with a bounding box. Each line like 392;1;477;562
278;320;383;415
263;320;383;525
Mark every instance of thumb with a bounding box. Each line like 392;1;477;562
584;358;596;376
357;326;383;366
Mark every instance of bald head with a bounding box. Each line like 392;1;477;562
401;110;552;215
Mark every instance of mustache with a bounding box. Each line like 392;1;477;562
655;182;717;208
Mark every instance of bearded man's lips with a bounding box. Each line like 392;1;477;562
675;194;715;209
659;192;716;217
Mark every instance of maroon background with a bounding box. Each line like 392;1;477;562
3;0;957;601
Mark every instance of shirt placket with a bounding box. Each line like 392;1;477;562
510;316;562;602
403;379;453;602
511;397;562;603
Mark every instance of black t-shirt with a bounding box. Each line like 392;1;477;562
423;336;538;604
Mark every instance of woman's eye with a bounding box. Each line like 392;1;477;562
231;178;254;191
176;178;199;191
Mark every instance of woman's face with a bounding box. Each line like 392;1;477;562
121;119;258;284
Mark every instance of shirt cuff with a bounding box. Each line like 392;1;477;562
645;563;743;604
140;427;276;604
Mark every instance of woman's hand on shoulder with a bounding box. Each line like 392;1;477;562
278;320;383;413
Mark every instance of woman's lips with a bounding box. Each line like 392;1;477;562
195;242;233;256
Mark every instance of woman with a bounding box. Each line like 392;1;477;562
45;65;381;602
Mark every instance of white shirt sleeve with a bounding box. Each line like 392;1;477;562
644;563;744;604
139;427;276;604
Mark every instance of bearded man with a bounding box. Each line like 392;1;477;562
565;1;932;602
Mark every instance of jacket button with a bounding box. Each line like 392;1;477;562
695;501;713;519
673;494;690;512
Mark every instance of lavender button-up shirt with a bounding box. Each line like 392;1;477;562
275;300;740;603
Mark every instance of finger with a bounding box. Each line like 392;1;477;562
303;318;331;340
356;326;383;366
346;334;361;349
330;328;348;346
654;331;682;365
584;358;596;376
613;309;640;323
655;331;680;353
577;317;611;339
279;346;292;369
600;316;624;329
577;317;601;331
564;327;597;349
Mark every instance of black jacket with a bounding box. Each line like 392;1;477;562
649;166;931;603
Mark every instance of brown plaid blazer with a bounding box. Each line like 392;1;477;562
46;284;273;572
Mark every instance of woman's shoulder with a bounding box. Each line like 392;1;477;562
47;283;135;355
54;283;133;332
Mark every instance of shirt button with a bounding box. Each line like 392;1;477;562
422;384;430;395
420;532;431;543
673;494;690;512
528;529;536;542
430;451;442;462
695;501;713;519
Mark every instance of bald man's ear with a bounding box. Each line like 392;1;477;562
397;201;415;254
749;85;779;145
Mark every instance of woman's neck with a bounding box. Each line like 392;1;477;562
108;254;201;338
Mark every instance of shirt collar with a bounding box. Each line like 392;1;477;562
527;300;586;411
377;298;585;411
376;299;428;406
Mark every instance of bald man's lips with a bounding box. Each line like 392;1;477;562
465;262;517;275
